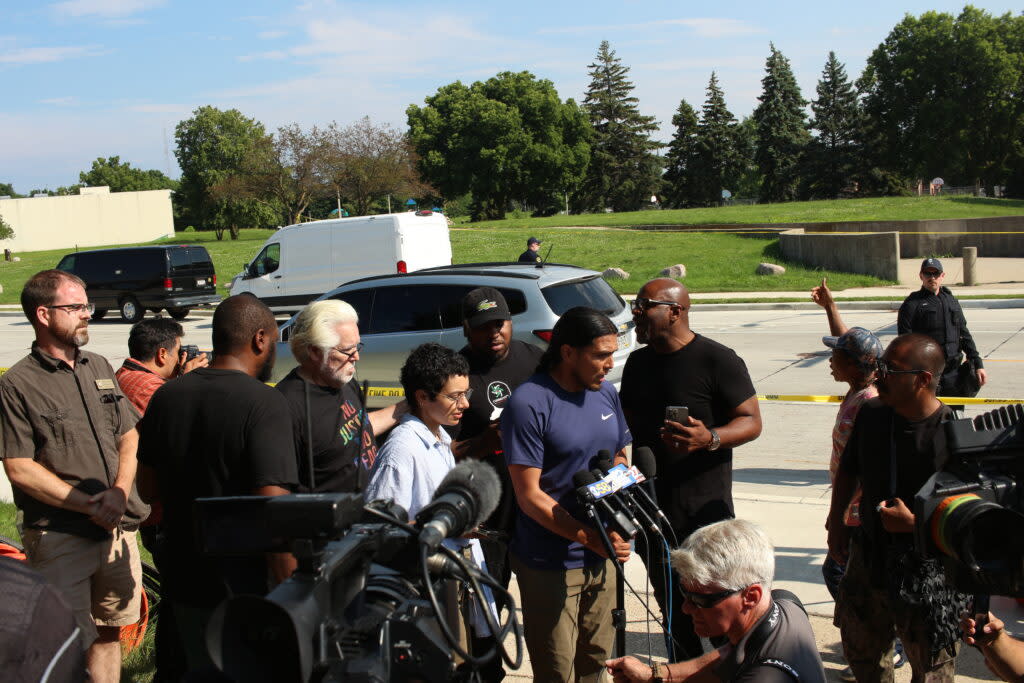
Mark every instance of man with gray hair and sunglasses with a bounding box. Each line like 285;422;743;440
275;298;405;494
606;519;826;683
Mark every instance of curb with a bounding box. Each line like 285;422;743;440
690;298;1024;312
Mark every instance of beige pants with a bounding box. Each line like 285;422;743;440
21;527;142;645
511;555;614;683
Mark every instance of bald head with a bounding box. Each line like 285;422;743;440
887;333;945;392
641;278;690;308
212;294;277;356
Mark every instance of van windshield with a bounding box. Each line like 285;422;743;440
541;276;625;316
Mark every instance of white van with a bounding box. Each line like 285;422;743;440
228;211;452;313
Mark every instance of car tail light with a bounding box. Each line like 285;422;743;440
397;260;407;273
163;278;173;291
533;330;553;343
211;274;217;286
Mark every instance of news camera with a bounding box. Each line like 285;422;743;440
914;404;1024;596
195;461;522;683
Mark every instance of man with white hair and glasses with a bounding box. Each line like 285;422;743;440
276;299;405;493
606;519;826;683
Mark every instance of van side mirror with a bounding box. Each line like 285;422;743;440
246;263;257;279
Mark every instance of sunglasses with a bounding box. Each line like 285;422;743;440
680;587;743;609
875;360;926;380
921;270;942;278
631;297;679;313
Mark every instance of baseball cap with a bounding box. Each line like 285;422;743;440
920;258;943;273
527;237;541;246
462;287;511;328
822;327;883;371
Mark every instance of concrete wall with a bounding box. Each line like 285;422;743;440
807;216;1024;258
779;229;900;281
0;188;175;253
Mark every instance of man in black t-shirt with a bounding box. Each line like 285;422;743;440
276;299;405;494
138;295;299;677
828;333;960;683
449;287;543;593
620;278;762;661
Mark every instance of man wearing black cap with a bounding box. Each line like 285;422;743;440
450;287;543;590
897;257;987;396
518;237;542;263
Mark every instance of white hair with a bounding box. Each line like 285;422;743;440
670;519;774;592
290;299;358;365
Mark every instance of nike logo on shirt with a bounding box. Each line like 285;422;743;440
601;413;613;420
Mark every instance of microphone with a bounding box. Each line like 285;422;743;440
573;470;637;539
426;552;485;581
416;460;501;551
590;468;644;531
631;446;677;545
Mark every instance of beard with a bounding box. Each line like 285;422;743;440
318;356;356;388
56;321;89;348
257;345;276;383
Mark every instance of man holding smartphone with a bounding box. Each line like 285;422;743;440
620;278;762;660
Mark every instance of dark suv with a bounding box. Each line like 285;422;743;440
56;245;220;323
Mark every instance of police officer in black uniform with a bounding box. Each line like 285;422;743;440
897;258;987;396
517;237;542;263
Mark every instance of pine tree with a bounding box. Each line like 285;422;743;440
807;52;860;198
662;99;699;208
580;40;662;212
753;44;810;203
689;72;740;207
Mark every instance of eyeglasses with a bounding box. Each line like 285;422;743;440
921;270;942;278
331;342;364;361
630;297;679;313
47;303;95;315
680;587;744;609
875;360;926;380
440;389;473;404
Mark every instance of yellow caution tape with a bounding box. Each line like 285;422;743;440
757;394;1024;405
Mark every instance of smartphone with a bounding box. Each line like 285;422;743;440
665;405;689;425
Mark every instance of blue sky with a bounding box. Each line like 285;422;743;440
3;1;1019;192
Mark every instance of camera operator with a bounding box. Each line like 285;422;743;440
827;333;964;683
116;318;208;414
137;294;298;677
605;519;826;683
963;612;1024;682
115;317;207;682
364;342;500;679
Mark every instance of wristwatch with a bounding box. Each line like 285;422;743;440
651;661;665;683
707;428;721;451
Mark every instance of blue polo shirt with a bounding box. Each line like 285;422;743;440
501;373;631;571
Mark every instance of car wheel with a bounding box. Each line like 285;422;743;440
91;308;108;321
167;307;190;320
119;296;144;323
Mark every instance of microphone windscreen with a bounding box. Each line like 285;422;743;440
594;449;613;473
633;446;657;478
573;469;598;489
435;460;502;526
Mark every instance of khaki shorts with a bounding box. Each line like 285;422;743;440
21;527;142;645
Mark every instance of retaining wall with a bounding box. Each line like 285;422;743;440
779;229;900;281
806;216;1024;258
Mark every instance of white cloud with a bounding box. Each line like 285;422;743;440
0;44;106;65
539;17;763;38
51;0;165;18
258;30;287;40
39;96;80;106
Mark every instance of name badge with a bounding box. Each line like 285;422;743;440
95;378;116;390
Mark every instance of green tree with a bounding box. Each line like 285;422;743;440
79;156;178;192
0;214;14;240
579;41;662;212
318;117;432;216
662;99;699;208
0;183;19;198
859;7;1024;190
689;72;741;207
733;116;761;199
806;52;861;198
174;106;278;235
752;44;810;203
408;71;590;221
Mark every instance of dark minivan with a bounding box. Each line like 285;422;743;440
56;245;220;323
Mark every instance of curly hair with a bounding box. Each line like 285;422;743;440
400;343;469;412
